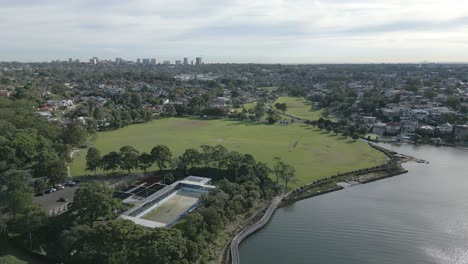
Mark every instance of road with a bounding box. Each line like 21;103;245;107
230;196;283;264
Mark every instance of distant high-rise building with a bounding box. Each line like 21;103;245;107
75;59;80;63
142;58;150;65
191;60;194;65
90;57;99;65
137;58;141;64
195;57;202;65
175;60;182;65
163;60;171;65
115;58;123;64
150;58;156;64
68;58;73;63
183;57;188;65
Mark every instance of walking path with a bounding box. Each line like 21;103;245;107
230;195;283;264
67;149;80;177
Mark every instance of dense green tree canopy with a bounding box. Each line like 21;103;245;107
73;181;123;225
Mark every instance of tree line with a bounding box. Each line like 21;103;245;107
46;144;297;263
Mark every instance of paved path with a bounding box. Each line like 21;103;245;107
67;149;80;177
230;196;283;264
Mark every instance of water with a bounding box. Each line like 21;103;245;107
240;144;468;264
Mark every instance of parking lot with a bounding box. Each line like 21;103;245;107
32;185;78;216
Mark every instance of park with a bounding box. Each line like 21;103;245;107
70;117;387;188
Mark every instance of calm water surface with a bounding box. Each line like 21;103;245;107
240;144;468;264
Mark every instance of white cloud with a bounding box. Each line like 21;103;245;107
1;0;468;62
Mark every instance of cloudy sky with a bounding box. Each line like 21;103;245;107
1;0;468;63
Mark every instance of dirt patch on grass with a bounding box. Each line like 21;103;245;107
173;119;209;129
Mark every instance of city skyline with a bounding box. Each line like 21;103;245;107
2;0;468;63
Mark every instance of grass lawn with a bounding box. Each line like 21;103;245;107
71;118;386;188
275;96;323;120
232;102;257;112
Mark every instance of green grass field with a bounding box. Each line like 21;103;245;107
232;102;257;111
71;118;386;188
275;96;323;120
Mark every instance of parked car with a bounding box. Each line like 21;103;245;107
55;184;65;190
34;192;44;196
66;181;76;186
45;188;57;194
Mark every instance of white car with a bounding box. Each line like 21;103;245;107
54;184;65;190
67;180;76;186
45;188;56;194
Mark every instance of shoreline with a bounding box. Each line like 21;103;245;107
226;142;413;264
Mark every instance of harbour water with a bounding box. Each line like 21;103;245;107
240;143;468;264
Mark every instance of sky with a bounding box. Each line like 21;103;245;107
1;0;468;63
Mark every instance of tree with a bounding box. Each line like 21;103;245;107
200;145;215;167
333;127;340;135
86;119;98;135
138;152;153;173
33;178;46;193
213;145;228;169
119;146;140;173
352;133;359;142
86;147;101;175
280;163;296;191
32;151;67;185
267;111;280;124
100;151;121;174
55;220;190;264
8;205;47;239
47;159;68;185
226;151;243;178
110;110;122;128
63;122;88;146
254;101;266;120
121;111;132;127
272;157;283;183
1;170;33;217
321;108;331;119
7;190;32;217
73;181;123;225
180;148;201;169
202;107;229;118
446;96;460;109
130;93;142;108
163;104;177;116
171;157;186;178
93;107;104;120
274;102;287;112
151;145;172;170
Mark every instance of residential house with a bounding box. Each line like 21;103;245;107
409;109;429;120
417;125;435;135
373;122;387;135
0;89;11;97
386;122;402;135
437;123;453;134
401;120;419;138
362;116;377;124
455;125;468;141
382;108;397;117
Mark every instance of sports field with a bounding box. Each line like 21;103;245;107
70;117;387;188
141;189;201;224
275;96;323;120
